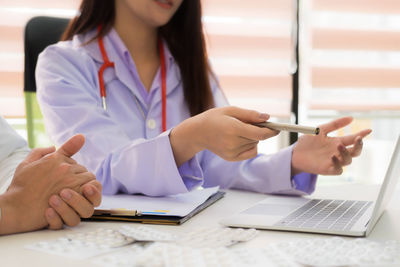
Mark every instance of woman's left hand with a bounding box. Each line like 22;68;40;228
291;117;372;176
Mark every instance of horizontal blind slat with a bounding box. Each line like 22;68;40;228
203;0;293;19
312;67;400;88
0;98;25;117
1;0;80;9
219;75;292;99
313;29;400;51
229;98;291;118
312;0;400;14
309;102;400;111
0;72;23;98
207;35;291;58
0;25;23;42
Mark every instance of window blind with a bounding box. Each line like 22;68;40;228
203;0;295;118
0;0;79;117
299;0;400;184
0;0;296;119
300;0;400;113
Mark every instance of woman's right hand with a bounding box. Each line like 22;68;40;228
170;106;279;166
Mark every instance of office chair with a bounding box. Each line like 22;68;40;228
24;16;70;148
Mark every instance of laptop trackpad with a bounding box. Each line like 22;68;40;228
241;196;308;216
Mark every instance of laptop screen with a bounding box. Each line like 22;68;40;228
366;135;400;235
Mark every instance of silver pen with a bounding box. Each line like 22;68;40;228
255;121;320;135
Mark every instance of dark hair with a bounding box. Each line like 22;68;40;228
62;0;214;116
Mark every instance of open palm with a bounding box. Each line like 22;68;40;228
291;117;372;175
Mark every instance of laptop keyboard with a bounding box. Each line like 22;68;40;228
274;199;373;231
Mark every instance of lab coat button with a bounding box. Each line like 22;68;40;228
147;119;156;130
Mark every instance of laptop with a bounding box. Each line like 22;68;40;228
221;135;400;237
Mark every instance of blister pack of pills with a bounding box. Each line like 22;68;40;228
119;225;258;247
27;225;400;267
177;227;259;248
26;226;259;260
273;237;400;267
26;228;135;259
119;225;178;242
91;244;147;267
93;237;400;267
93;242;298;267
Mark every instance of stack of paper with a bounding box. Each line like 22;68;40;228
87;186;224;225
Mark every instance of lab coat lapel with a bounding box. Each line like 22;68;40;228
83;31;181;109
82;31;148;107
150;41;181;108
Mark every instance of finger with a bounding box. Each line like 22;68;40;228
348;136;364;157
319;117;353;135
74;172;97;188
49;195;81;227
339;129;372;146
69;164;88;174
81;183;102;207
237;122;279;141
87;180;102;193
20;147;56;167
45;208;64;230
56;134;85;158
60;189;95;218
327;155;343;175
79;179;102;194
338;144;352;166
224;106;270;124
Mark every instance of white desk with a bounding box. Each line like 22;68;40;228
1;184;399;266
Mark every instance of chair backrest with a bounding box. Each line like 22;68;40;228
24;16;70;148
24;16;70;93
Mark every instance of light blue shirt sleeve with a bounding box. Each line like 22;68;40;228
0;116;27;162
0;116;30;193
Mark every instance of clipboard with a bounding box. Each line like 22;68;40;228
84;191;225;225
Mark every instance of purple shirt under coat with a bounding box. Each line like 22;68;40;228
36;29;317;196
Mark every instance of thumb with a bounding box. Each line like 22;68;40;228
224;106;270;123
56;134;85;157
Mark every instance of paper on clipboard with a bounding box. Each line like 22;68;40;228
97;186;220;217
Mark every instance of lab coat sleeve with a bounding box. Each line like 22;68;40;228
199;79;317;195
36;45;190;196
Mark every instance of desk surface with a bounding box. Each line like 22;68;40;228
1;184;399;266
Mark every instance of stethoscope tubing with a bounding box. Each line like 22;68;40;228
96;26;167;132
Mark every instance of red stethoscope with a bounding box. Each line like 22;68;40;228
97;26;168;132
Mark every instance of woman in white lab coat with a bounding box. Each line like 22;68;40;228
36;0;371;197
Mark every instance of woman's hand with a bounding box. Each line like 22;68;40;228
170;106;279;166
291;117;372;176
